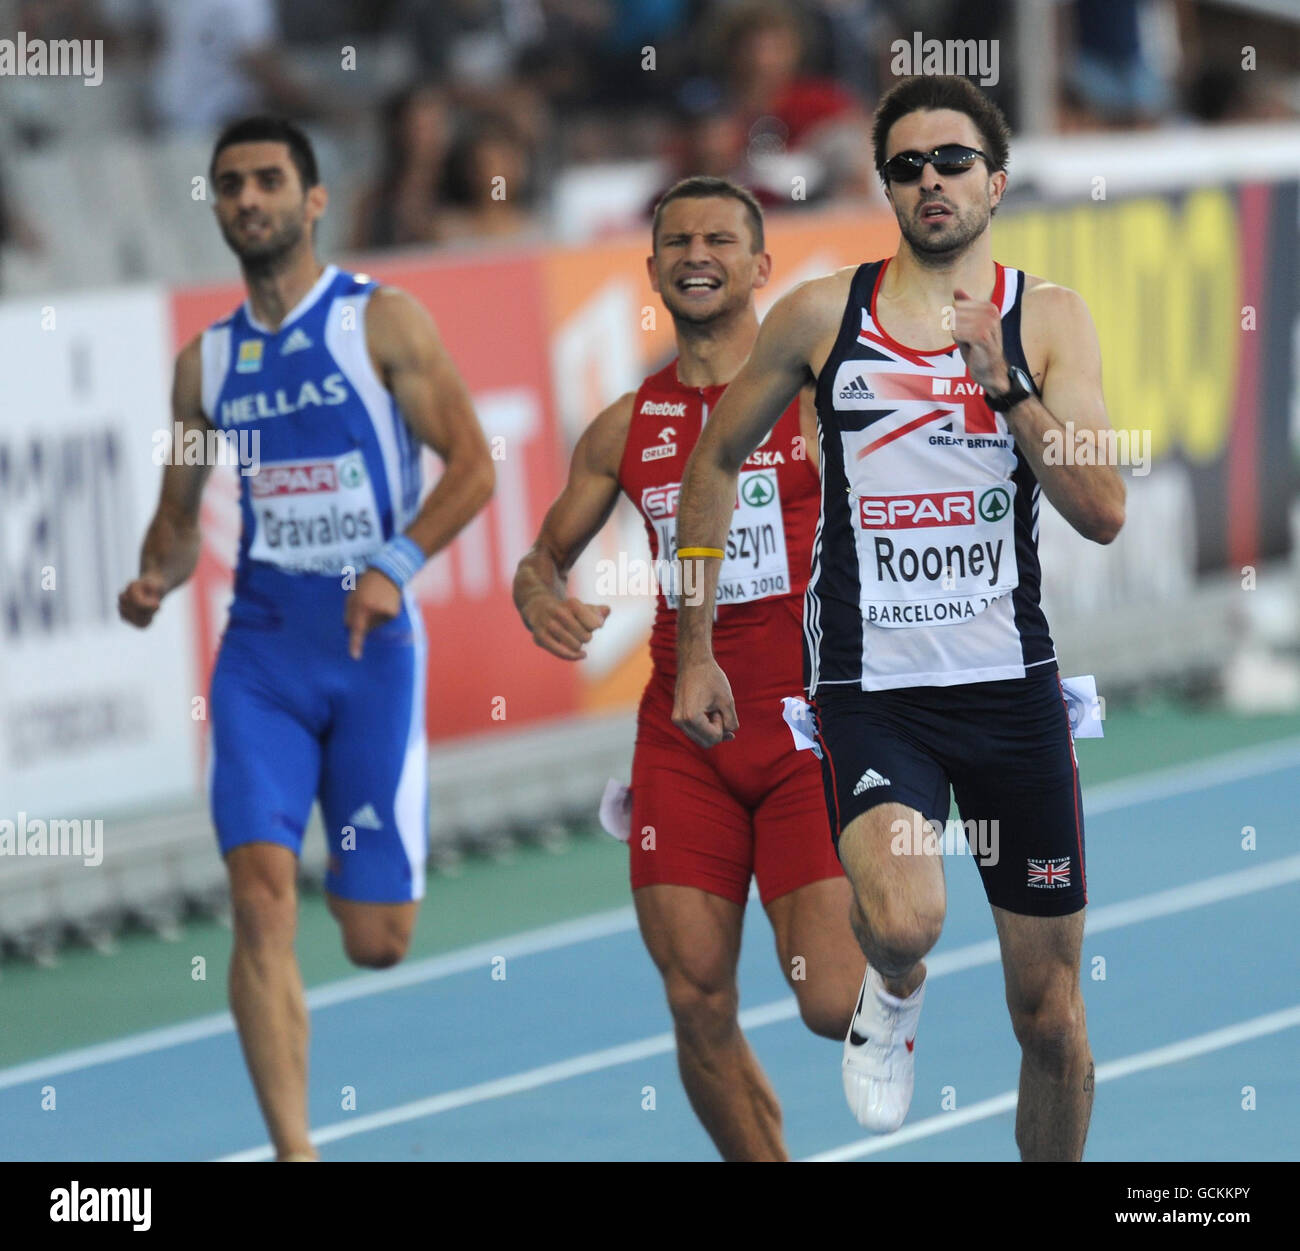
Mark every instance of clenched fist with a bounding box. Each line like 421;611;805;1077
952;286;1010;395
524;594;610;661
672;657;738;748
118;573;168;628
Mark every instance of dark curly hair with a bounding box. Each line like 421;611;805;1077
210;116;319;189
871;76;1011;184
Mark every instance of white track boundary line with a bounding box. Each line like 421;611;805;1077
0;906;636;1093
216;854;1300;1160
1082;735;1300;816
804;1005;1300;1161
5;735;1297;1093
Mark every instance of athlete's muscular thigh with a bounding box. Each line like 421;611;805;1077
837;802;946;951
634;884;745;1012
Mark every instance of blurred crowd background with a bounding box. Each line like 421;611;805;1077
1;0;1298;293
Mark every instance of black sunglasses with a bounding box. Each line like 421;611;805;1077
882;144;996;184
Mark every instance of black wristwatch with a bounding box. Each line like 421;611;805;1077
984;364;1034;412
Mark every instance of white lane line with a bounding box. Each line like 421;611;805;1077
217;998;804;1162
0;906;635;1093
1082;735;1300;817
216;855;1300;1160
804;1005;1300;1162
5;735;1297;1091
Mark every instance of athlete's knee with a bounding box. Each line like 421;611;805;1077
229;872;296;955
850;894;942;973
663;967;739;1049
341;924;411;970
1009;979;1087;1072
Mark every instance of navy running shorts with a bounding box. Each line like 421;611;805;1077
811;672;1086;917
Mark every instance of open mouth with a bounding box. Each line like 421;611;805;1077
919;203;952;222
676;274;722;294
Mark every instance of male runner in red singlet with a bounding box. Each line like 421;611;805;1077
673;78;1126;1160
513;177;865;1162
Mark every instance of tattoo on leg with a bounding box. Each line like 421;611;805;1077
1083;1061;1095;1094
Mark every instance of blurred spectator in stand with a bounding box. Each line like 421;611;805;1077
349;84;453;250
0;162;44;291
644;83;788;219
1178;0;1300;125
706;1;876;205
152;0;318;132
394;0;544;87
1185;66;1298;124
435;115;543;244
1057;0;1175;130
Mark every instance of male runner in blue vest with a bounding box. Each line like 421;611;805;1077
672;76;1125;1160
119;117;494;1160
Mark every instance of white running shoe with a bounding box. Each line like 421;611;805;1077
842;965;925;1131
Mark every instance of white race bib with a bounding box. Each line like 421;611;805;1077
247;450;382;575
650;469;792;611
854;484;1019;628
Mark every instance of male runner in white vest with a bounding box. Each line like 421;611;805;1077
672;76;1125;1160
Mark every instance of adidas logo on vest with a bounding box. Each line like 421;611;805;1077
852;768;890;796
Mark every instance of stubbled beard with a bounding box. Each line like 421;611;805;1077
899;203;987;266
221;215;305;271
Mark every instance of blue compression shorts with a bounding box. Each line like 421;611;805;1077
208;564;429;903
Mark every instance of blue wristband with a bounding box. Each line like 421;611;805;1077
367;535;425;589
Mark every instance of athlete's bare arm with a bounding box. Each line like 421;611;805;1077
365;286;495;561
955;279;1126;544
346;286;495;657
512;393;635;661
797;385;821;475
119;336;213;628
673;276;843;747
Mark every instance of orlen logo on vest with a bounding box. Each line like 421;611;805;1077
859;490;974;529
640;401;687;417
251;460;337;497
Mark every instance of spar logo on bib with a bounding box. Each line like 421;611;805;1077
740;473;776;508
338;454;366;489
641;483;681;520
856;481;1020;627
859;490;974;530
978;486;1010;523
248;451;380;574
